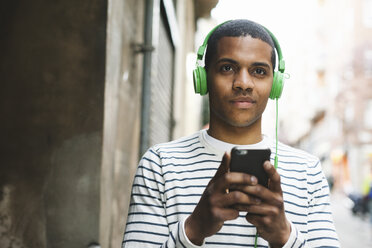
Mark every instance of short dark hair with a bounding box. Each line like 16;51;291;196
204;19;276;71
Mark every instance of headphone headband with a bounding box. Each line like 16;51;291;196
196;20;285;73
262;27;285;73
196;21;230;62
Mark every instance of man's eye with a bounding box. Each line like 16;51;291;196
254;68;266;75
221;65;233;72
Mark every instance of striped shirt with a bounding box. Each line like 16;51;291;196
122;130;340;247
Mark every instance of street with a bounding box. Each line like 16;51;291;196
331;192;372;247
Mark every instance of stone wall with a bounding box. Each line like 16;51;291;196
0;0;107;247
0;0;215;247
101;0;144;247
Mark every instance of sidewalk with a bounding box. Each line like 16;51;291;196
331;192;372;247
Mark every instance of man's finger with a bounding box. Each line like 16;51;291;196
212;207;240;221
264;161;282;193
214;152;230;179
205;152;231;194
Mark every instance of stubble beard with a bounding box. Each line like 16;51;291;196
209;106;263;130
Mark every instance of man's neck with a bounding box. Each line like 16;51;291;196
207;121;262;145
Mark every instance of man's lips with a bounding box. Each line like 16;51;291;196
230;97;256;108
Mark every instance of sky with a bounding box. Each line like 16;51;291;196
211;0;316;38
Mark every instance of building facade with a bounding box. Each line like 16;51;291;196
0;0;217;247
289;0;372;194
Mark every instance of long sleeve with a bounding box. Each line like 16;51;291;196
122;148;198;248
282;159;340;248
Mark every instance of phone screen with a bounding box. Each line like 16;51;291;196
230;148;271;187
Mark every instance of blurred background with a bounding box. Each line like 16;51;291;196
0;0;371;247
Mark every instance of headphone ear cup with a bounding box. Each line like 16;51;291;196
193;66;208;95
270;71;285;99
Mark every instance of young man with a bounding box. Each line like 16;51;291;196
122;19;340;247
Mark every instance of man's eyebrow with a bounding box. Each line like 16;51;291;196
215;59;272;69
251;62;271;69
215;58;238;64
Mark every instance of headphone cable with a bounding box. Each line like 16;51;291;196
255;98;279;248
275;98;279;169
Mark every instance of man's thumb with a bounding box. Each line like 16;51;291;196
214;152;230;179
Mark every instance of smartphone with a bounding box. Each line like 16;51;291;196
230;147;271;187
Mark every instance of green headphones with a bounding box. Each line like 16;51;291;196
193;21;285;100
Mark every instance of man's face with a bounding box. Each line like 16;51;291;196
207;36;273;129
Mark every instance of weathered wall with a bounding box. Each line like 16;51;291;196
0;0;107;247
0;0;215;247
101;0;144;247
172;0;201;139
104;1;215;246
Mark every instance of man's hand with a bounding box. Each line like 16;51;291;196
233;161;291;247
185;152;262;245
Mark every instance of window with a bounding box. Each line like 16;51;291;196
364;49;372;78
363;0;372;27
364;100;372;129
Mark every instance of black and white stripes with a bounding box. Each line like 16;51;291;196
122;130;340;247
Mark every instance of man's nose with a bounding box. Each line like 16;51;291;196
232;69;254;91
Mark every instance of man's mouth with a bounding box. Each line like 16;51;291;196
230;97;256;108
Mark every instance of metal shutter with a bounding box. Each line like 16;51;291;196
149;8;174;147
